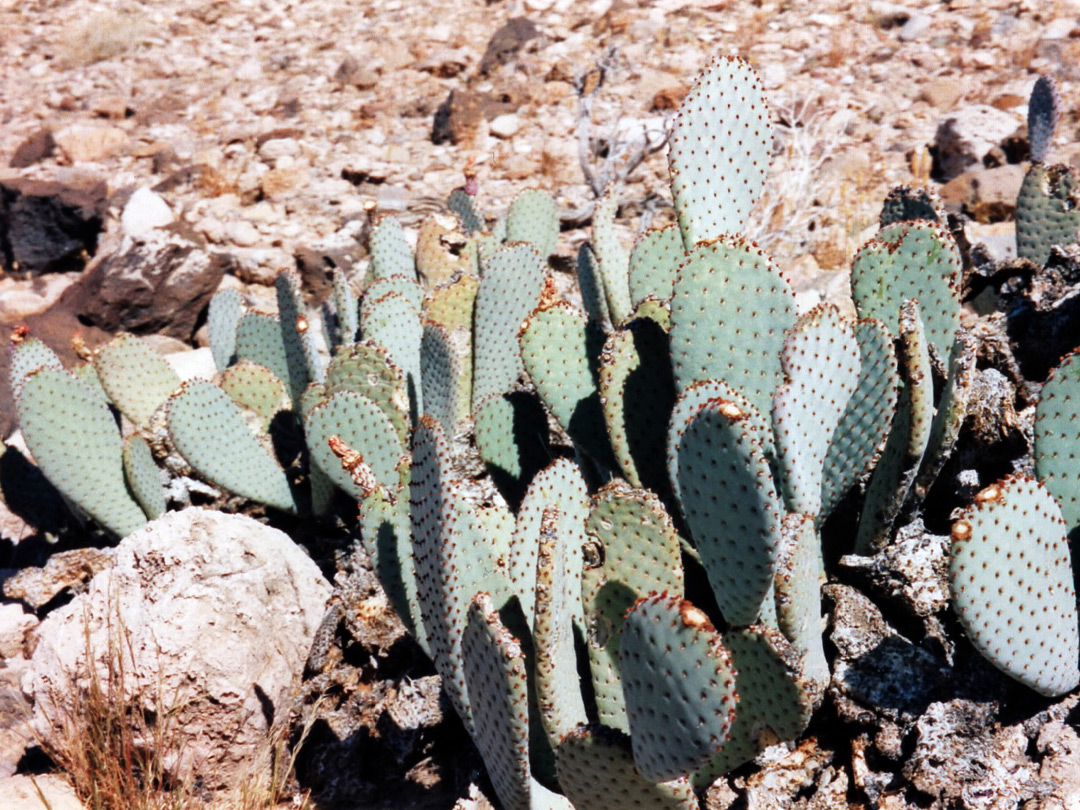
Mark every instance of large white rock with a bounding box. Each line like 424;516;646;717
121;187;175;237
24;508;332;789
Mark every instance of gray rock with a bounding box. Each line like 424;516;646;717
24;508;332;789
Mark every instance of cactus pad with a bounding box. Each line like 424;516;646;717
1015;163;1080;265
276;271;324;386
9;338;63;401
122;434;165;520
772;514;828;694
370;215;415;279
362;273;425;313
324;340;411;448
448;187;485;234
620;594;738;781
669;236;795;419
628;224;684;308
577;243;612;329
207;287;242;370
1028;75;1059;164
592;188;632;325
879;185;945;227
219;361;290;432
1034;349;1080;535
329;268;359;345
306;391;405;498
94;334;182;428
505;189;558;258
949;475;1080;697
420;321;461;436
360;291;423;418
234;311;299;404
166;379;296;512
17;367;147;538
556;725;699;810
424;272;479;333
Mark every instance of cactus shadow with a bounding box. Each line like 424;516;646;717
0;443;71;566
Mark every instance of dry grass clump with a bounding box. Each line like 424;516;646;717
32;605;315;810
60;8;147;66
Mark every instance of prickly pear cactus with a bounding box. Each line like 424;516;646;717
207;287;242;370
505;189;558;259
591;188;632;325
949;475;1080;697
8;337;63;401
1028;75;1059;165
122;433;165;520
668;56;771;248
1034;349;1080;534
628;224;684;308
1015;163;1080;265
370;215;415;279
93;333;181;428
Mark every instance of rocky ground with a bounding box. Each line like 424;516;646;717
3;0;1080;808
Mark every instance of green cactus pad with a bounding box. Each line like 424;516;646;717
330;268;359;346
556;725;700;810
1015;163;1080;265
949;474;1080;697
473;242;547;403
628;224;684;308
693;625;815;787
856;300;933;554
276;271;324;385
913;330;977;504
370;215;416;279
577;243;612;329
324;340;411;449
505;189;558;258
473;391;550;506
424;272;479;333
1028;75;1059;165
362;273;425;313
448;187;485;234
420;321;461;437
234;311;302;405
582;483;684;733
306;391;405;498
620;594;738;781
122;434;165;520
671;391;783;626
207;287;242;370
592;188;632;326
772;305;859;517
668;55;771;248
1035;349;1080;535
360;291;423;418
519;301;616;470
9;338;63;401
93;334;182;428
71;362;109;402
879;185;946;227
598;317;676;496
416;214;470;286
534;506;590;747
669;236;796;420
508;457;589;622
166;379;297;512
18;367;147;538
821;318;898;521
850;220;961;363
773;514;828;694
219;361;290;432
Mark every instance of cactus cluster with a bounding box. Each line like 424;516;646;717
10;53;1080;807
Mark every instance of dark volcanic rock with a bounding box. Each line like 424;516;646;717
0;177;106;276
8;129;56;169
478;17;540;76
63;224;230;340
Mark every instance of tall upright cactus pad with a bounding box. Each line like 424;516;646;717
772;514;828;695
370;215;416;279
850;221;962;363
598;316;676;496
166;379;297;513
93;334;181;428
360;291;423;418
1015;163;1080;265
324;340;411;449
330;268;359;346
219;361;290;432
276;271;324;386
9;337;63;401
879;185;945;227
420;322;462;436
519;301;616;470
620;594;738;782
305;391;405;499
591;188;632;326
556;725;700;810
772;305;859;518
1028;75;1059;164
821;318;898;521
508;457;589;623
473;243;547;404
473;391;549;506
234;312;300;405
533;506;590;747
582;483;684;732
692;626;815;787
628;224;684;308
949;475;1080;697
505;189;558;259
669;236;796;420
416;214;470;287
671;391;783;626
424;272;479;333
207;287;242;370
362;273;425;313
122;434;165;520
448;187;485;235
17;367;147;538
668;56;771;248
577;244;612;329
1034;349;1080;535
856;301;934;553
